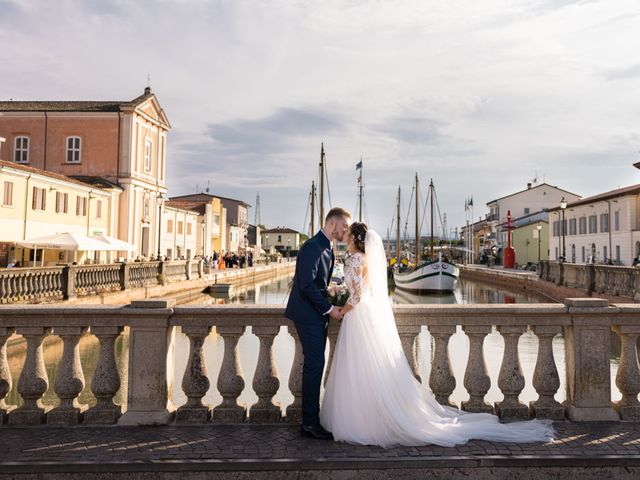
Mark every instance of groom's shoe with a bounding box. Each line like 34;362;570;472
301;423;334;440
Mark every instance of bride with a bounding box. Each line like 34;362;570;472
319;222;555;448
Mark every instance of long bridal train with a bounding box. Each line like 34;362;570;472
320;230;554;448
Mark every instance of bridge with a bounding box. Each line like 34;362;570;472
0;299;639;478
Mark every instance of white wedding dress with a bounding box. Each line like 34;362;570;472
319;230;555;448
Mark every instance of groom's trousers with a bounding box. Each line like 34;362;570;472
294;318;328;426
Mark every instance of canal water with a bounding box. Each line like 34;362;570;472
5;274;622;414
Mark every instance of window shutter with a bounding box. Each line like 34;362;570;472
32;186;37;210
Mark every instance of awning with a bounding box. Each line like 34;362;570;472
90;234;136;251
17;232;117;251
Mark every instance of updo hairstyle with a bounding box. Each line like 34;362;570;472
350;222;368;253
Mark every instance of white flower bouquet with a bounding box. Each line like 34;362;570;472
327;283;350;307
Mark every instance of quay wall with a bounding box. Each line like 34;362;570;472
460;264;637;304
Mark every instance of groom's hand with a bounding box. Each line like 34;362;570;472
329;307;343;320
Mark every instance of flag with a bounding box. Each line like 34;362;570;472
465;198;469;211
469;196;473;207
356;160;363;170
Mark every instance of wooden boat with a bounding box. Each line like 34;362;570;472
393;175;459;293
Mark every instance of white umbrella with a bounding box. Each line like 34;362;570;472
18;232;111;251
90;234;136;251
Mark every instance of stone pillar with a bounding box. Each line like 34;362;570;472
495;325;529;419
612;325;640;420
462;325;493;413
398;325;421;382
48;327;88;424
250;326;281;423
586;264;596;295
286;327;303;423
84;326;123;424
0;327;16;424
176;325;212;423
198;259;204;278
563;298;618;421
428;325;456;407
211;325;246;423
9;327;52;425
120;263;130;291
186;260;193;280
530;325;565;419
62;265;77;300
119;299;176;426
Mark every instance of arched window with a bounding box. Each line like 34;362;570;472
66;136;81;163
571;244;576;263
14;136;29;163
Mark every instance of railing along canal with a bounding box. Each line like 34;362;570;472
0;298;638;426
540;260;640;299
0;260;205;303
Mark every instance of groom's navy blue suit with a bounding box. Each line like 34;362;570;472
285;230;334;427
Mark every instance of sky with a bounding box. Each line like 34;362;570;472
1;0;639;237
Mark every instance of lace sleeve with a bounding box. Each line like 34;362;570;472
346;253;365;307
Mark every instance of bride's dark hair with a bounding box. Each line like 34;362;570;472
350;222;368;253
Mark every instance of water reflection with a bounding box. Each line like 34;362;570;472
391;277;546;305
6;275;622;414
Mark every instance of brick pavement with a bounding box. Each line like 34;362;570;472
0;421;639;476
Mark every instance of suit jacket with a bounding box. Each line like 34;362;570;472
285;231;334;324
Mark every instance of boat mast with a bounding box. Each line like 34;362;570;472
430;178;435;260
396;186;401;259
319;143;325;228
358;158;363;222
415;173;420;264
310;181;316;236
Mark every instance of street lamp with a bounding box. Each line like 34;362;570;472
201;218;206;257
537;223;542;264
156;192;164;260
560;197;567;262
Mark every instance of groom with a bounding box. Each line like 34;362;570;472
285;207;351;440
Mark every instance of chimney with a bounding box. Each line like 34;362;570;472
527;182;532;189
144;86;152;95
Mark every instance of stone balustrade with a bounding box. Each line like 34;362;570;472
0;260;203;304
540;261;640;300
0;267;65;303
0;298;638;427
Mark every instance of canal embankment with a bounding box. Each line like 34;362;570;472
66;261;296;305
460;264;637;304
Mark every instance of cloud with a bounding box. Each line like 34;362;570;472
204;107;343;155
604;64;640;81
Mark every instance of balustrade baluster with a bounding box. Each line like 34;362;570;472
48;327;88;424
0;327;16;423
398;325;422;382
211;326;246;423
18;274;26;299
250;326;281;423
323;320;340;386
495;325;529;419
612;325;640;420
0;276;8;302
84;327;124;424
9;327;52;425
530;325;564;419
427;325;456;407
462;325;493;413
176;325;212;423
7;275;15;301
286;327;303;423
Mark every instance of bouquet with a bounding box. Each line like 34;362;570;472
327;283;350;307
